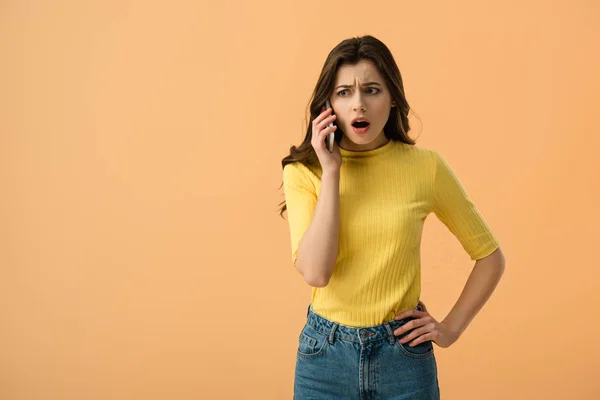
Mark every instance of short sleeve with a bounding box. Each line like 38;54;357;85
283;162;318;266
430;151;500;260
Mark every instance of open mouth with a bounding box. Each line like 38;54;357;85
352;121;370;128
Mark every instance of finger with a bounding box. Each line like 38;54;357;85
394;309;426;321
316;114;337;132
312;126;336;149
321;125;337;140
312;118;336;145
408;332;435;347
399;325;430;344
393;317;428;337
314;107;333;126
317;125;337;142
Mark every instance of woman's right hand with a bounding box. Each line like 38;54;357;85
311;106;342;173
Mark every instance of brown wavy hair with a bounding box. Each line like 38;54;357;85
278;35;419;218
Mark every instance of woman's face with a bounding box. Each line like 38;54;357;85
329;59;395;151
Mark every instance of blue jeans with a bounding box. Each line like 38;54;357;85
293;304;440;400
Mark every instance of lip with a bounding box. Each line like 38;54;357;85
351;116;370;124
352;125;370;135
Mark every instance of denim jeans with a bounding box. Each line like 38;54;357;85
293;304;440;400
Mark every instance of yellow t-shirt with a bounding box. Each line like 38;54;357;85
283;139;500;327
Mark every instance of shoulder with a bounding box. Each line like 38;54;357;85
283;161;321;190
284;161;321;178
394;141;440;168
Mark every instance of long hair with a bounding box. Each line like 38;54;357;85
278;35;418;218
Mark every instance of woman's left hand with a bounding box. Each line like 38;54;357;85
392;301;461;349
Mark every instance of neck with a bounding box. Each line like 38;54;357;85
339;132;390;152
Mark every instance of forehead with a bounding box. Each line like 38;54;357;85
334;59;383;83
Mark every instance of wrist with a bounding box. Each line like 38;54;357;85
322;170;340;180
441;317;466;336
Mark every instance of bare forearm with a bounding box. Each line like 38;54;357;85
295;171;340;287
442;247;506;335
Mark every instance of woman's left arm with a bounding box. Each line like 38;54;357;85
393;247;506;348
441;246;505;336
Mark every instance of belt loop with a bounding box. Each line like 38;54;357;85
328;323;338;344
384;322;396;344
307;304;311;318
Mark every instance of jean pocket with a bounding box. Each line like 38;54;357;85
297;324;329;359
394;336;434;359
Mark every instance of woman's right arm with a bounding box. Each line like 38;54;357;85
295;170;340;287
295;104;343;287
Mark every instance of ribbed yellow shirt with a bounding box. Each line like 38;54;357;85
283;139;500;327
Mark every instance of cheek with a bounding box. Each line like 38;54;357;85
337;116;349;127
376;108;392;124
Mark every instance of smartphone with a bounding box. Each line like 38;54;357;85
325;99;335;153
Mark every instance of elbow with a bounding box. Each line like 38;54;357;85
295;261;331;287
304;274;330;288
294;250;333;288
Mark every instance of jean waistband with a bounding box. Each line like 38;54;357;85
304;303;423;345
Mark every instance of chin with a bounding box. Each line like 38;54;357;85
352;134;376;143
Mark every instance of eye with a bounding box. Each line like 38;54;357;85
336;88;380;96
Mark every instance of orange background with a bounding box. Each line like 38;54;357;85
1;1;599;399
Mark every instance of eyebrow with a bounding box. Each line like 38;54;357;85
335;82;382;90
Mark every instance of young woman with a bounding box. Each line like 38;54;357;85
278;35;506;400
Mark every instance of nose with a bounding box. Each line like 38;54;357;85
351;93;367;111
